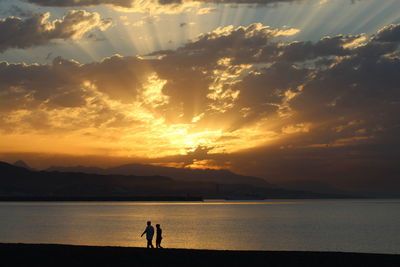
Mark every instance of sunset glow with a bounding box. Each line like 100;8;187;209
1;0;400;192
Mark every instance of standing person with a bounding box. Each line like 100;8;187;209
141;221;154;248
156;224;163;248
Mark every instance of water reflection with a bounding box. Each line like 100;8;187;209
0;200;400;254
0;201;302;206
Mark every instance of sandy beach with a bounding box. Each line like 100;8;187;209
1;243;399;267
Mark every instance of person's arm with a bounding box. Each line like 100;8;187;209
141;228;147;237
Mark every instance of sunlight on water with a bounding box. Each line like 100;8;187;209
0;200;400;254
0;201;300;206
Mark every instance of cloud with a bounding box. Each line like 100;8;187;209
0;23;400;194
154;23;299;67
374;24;400;42
148;23;301;126
0;10;111;52
2;22;398;137
154;22;400;176
197;7;216;14
0;54;153;111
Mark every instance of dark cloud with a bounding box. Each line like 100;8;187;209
0;10;111;52
235;62;307;106
278;35;356;62
149;22;399;194
1;22;399;128
0;54;152;134
2;22;399;133
0;54;152;111
83;55;152;102
149;24;300;122
153;22;399;157
289;34;400;143
0;58;82;110
167;24;292;66
1;22;400;194
374;24;400;42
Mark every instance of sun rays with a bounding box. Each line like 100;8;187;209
1;0;400;172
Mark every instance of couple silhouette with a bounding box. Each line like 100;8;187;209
141;221;163;248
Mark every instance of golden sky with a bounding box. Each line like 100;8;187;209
1;0;400;190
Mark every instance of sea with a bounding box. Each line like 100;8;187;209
0;199;399;254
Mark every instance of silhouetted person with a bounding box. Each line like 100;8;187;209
156;224;163;248
141;221;154;248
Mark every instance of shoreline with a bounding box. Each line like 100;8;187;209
0;196;395;202
0;196;203;201
1;243;399;267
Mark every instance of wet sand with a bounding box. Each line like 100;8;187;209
1;243;399;267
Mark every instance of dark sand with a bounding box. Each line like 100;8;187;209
1;243;399;267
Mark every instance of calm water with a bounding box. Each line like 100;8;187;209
0;199;399;254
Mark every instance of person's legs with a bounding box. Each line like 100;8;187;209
156;238;163;248
148;239;154;248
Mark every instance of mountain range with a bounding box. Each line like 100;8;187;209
45;163;275;188
0;161;352;199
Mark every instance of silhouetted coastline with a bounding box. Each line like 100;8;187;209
0;161;361;200
0;196;203;201
1;243;399;267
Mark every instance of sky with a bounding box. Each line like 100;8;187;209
0;0;400;192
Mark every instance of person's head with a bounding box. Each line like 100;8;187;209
147;221;151;226
156;224;160;228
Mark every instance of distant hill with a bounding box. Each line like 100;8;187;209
13;160;35;171
0;161;347;199
46;163;275;188
0;161;174;198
